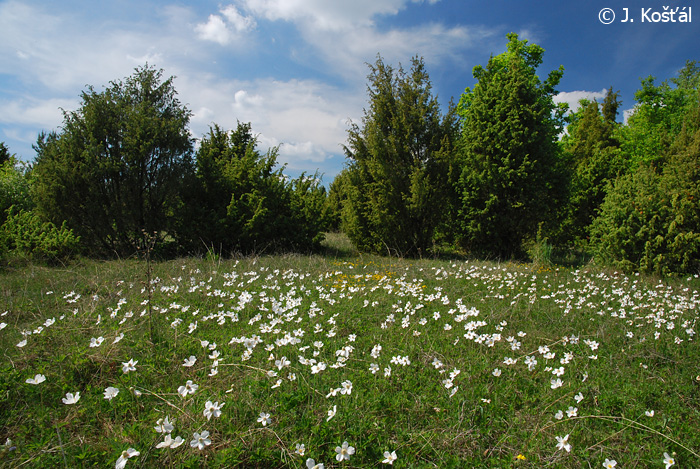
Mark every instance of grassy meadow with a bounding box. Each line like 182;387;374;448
1;233;699;468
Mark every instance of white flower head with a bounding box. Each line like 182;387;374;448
382;450;398;464
257;411;271;426
204;401;224;420
115;447;140;469
555;434;571;453
335;441;355;461
62;392;81;405
326;405;337;422
154;416;174;434
26;374;47;385
104;386;119;401
663;452;675;468
190;431;211;450
306;458;324;469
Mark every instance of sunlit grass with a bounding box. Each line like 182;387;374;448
1;243;699;467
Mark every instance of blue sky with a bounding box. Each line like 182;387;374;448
1;0;697;183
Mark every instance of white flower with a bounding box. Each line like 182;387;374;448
90;336;105;347
203;401;224;420
663;452;675;468
327;405;337;422
574;392;584;403
603;458;617;468
555;434;571;453
104;387;119;401
550;378;563;389
190;431;211;450
554;410;564;420
295;443;306;456
177;380;198;397
257;411;271;426
156;434;184;449
154;416;174;433
645;410;655;417
16;339;27;348
306;458;324;469
115;447;140;469
121;359;138;374
335;441;355;461
26;374;46;385
566;406;578;418
182;356;196;367
340;380;353;395
492;368;501;377
382;450;398;464
62;392;81;404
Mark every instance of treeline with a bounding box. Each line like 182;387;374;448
0;67;330;261
329;34;700;274
1;33;698;274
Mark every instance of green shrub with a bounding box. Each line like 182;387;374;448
184;123;327;255
0;158;33;225
590;123;700;274
1;207;80;262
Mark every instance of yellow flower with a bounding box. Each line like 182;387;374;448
516;454;526;460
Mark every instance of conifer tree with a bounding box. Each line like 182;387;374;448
342;56;458;256
456;33;567;258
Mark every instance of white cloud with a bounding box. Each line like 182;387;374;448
178;74;361;172
222;5;257;33
195;5;256;45
240;0;408;31
554;89;607;113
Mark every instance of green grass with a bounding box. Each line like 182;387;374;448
1;236;699;468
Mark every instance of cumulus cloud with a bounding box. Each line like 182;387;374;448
178;74;361;172
554;89;608;113
195;5;256;45
240;0;410;30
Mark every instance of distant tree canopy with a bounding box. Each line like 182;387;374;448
0;142;11;166
455;33;567;258
2;37;698;274
560;87;626;243
341;56;458;256
183;122;328;255
590;62;700;274
32;65;194;256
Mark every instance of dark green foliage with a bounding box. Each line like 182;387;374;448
325;168;352;232
0;156;33;225
31;65;194;257
455;33;567;259
342;56;458;256
0;142;11;166
590;96;700;274
1;206;80;261
560;88;626;243
184;123;327;255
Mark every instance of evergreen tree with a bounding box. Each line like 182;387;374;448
560;88;625;243
342;56;458;256
0;142;11;166
32;65;194;256
456;33;567;258
185;123;327;255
